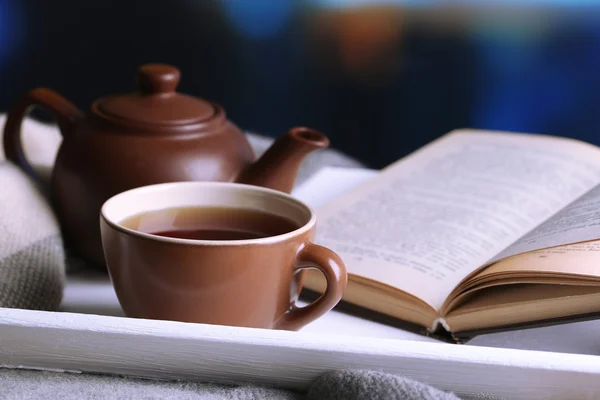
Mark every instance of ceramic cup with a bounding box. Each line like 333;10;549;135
100;182;347;330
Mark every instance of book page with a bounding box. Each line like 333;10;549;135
315;130;600;310
490;184;600;263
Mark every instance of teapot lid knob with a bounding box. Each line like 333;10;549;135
137;64;180;95
93;63;218;128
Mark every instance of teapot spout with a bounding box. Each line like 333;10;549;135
237;127;329;193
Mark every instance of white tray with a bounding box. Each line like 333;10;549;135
3;167;600;400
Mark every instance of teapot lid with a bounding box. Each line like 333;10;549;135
94;64;216;128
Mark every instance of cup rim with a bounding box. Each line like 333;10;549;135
100;181;317;246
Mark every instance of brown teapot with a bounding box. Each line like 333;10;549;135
3;63;329;267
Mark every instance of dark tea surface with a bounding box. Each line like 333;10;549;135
120;206;300;241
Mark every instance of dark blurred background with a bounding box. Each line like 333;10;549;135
1;0;600;168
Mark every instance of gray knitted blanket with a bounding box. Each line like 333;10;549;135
1;369;461;400
0;115;461;399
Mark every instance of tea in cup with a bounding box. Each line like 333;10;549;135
100;182;347;330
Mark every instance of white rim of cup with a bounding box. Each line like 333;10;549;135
100;181;317;246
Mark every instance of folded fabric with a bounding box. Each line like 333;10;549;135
0;114;64;310
0;368;462;400
0;161;64;310
308;370;462;400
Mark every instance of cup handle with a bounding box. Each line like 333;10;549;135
274;242;347;331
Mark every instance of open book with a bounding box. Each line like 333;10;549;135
300;129;600;343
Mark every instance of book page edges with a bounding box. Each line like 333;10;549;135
443;240;600;314
302;269;437;330
444;284;600;334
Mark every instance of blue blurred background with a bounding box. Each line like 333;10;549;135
1;0;600;168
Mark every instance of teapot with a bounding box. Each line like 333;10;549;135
3;63;329;266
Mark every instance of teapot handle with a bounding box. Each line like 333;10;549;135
3;87;82;179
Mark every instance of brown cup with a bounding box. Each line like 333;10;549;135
100;182;347;330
